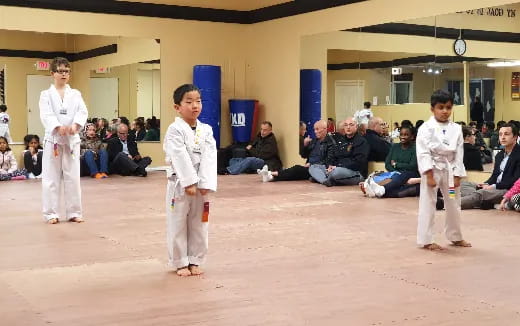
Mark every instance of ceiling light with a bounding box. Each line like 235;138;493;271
487;61;520;67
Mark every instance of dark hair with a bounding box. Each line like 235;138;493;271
50;57;71;72
501;123;519;136
400;125;416;137
415;120;424;129
431;89;453;107
119;116;130;127
135;120;145;130
497;120;506;130
173;84;200;105
462;126;473;139
0;104;6;112
0;136;10;151
262;121;273;128
393;122;399;127
468;121;477;128
23;134;42;150
456;121;467;126
486;121;495;130
401;119;413;129
363;101;371;109
299;121;306;128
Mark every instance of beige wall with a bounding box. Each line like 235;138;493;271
0;0;514;166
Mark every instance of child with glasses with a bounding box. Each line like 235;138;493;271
39;57;88;224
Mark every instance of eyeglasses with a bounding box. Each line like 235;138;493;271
118;132;128;135
54;69;71;74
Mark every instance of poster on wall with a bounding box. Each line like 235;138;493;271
512;72;520;100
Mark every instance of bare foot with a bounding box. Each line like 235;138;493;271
47;218;59;224
69;217;84;223
452;240;472;247
422;243;445;251
176;267;191;277
189;265;204;275
359;182;366;195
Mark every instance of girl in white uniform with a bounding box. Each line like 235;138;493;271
416;90;471;250
163;84;217;276
40;57;88;224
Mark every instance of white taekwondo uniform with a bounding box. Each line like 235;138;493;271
39;84;88;221
163;117;217;269
416;116;466;245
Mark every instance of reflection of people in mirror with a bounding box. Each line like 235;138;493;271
453;92;460;105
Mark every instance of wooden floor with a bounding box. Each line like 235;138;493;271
1;172;520;325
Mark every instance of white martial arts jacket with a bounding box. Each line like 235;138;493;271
416;116;466;184
163;117;217;193
39;84;88;145
0;112;11;142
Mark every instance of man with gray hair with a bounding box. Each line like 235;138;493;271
309;117;369;186
365;116;390;161
106;123;151;176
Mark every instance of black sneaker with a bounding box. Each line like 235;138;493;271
436;197;444;210
480;201;494;210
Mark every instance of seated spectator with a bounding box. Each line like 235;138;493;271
401;119;413;129
447;123;520;210
490;120;505;149
103;123;118;142
299;121;309;158
469;121;492;163
23;134;43;179
415;119;424;130
482;121;494;138
143;117;160;141
133;119;146;141
327;118;336;133
0;136;27;181
81;123;109;179
365;117;391;161
107;124;151;176
462;126;483;171
259;120;329;182
309;117;369;186
391;122;400;139
498;177;520;211
381;121;392;143
362;125;420;198
227;121;282;174
96;118;108;140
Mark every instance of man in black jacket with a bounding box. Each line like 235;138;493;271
309;117;369;186
364;117;390;162
460;123;520;209
227;121;282;174
106;124;151;176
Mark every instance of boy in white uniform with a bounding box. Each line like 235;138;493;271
40;57;88;224
163;84;217;276
416;90;471;250
0;105;12;143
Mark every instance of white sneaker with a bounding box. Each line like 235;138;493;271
258;165;270;182
371;181;386;198
28;173;35;179
365;177;376;198
266;171;274;182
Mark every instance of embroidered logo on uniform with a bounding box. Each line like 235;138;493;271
202;202;209;222
59;109;67;115
170;198;175;210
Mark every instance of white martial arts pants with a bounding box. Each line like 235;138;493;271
166;177;209;269
417;168;463;246
42;141;82;221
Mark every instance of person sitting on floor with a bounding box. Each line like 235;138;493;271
258;120;329;182
0;136;27;181
81;123;109;179
309;117;369;186
365;117;391;162
498;177;520;211
462;126;484;171
469;121;492;163
23;134;43;179
227;121;282;175
439;123;520;210
362;125;420;198
490;120;505;149
106;123;151;177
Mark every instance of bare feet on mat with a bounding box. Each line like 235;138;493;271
47;218;59;224
69;217;84;223
423;243;445;251
189;265;204;275
452;240;472;247
176;267;191;277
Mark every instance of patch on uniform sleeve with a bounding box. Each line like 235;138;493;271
202;202;209;222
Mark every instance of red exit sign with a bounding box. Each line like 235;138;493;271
36;61;50;71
